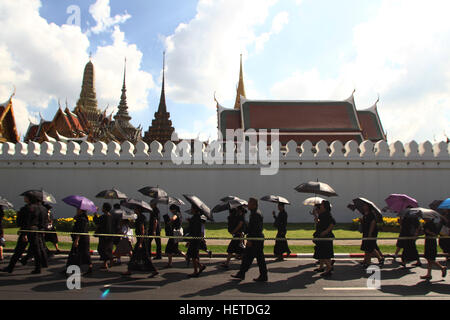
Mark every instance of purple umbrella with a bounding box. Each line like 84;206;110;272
62;195;98;213
385;194;418;213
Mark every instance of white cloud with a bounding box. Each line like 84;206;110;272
89;0;131;34
270;0;450;143
255;11;289;53
164;0;279;110
0;0;152;137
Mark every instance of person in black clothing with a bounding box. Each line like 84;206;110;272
111;203;123;265
438;211;450;267
186;205;206;277
149;199;162;260
43;203;60;253
64;208;93;276
393;215;407;262
313;200;335;277
399;213;421;268
359;203;384;268
420;217;447;280
163;204;186;268
220;206;247;269
94;203;114;269
123;207;159;278
232;198;268;282
2;196;31;273
273;203;291;261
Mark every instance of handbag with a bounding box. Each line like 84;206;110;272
173;227;184;243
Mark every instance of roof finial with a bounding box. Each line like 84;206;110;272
234;53;246;109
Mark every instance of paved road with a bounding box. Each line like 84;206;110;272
0;253;449;300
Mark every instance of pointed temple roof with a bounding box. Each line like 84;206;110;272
75;60;99;114
0;90;20;143
143;52;175;144
234;54;246;110
357;96;387;142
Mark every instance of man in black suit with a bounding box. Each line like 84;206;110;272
232;197;268;282
149;200;162;259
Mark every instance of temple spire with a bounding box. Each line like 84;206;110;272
158;51;167;114
234;54;246;109
114;57;131;122
75;59;99;113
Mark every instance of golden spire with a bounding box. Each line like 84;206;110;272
234;54;246;109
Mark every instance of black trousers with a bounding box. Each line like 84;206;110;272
149;229;162;257
239;241;267;276
7;234;28;270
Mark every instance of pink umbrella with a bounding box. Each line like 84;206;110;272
385;194;418;213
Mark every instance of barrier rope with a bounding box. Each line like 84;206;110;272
16;229;450;242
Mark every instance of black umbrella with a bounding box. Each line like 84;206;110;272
20;189;57;204
408;207;443;221
138;186;168;199
156;196;186;206
220;195;243;202
121;198;153;213
348;197;383;222
96;188;128;199
212;198;248;213
183;194;213;221
0;197;13;209
260;195;290;205
429;200;446;215
294;181;338;197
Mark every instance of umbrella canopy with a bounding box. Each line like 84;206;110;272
260;195;290;205
438;198;450;210
114;209;137;221
294;181;338;197
62;195;97;213
385;194;418;213
212;198;248;213
183;194;213;221
21;189;57;204
121;198;153;213
303;196;327;206
156;196;186;206
95;188;128;199
348;197;383;222
138;186;168;199
220;195;243;202
408;207;443;221
0;197;14;209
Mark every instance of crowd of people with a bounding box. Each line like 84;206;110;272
1;194;449;283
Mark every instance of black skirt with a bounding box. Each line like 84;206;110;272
128;239;156;272
44;229;59;244
274;231;291;255
439;238;450;254
187;239;200;259
401;239;419;262
313;239;334;260
165;238;181;255
227;235;244;255
424;238;438;261
97;237;114;261
67;236;91;266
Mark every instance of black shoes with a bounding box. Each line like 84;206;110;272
231;273;245;280
253;275;268;282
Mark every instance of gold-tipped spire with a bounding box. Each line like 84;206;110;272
234;54;246;109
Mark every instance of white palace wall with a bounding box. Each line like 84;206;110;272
0;139;449;222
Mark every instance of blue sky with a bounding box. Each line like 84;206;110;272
0;0;449;143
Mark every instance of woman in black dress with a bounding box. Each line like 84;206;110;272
93;203;114;270
360;204;384;268
393;215;406;262
65;209;93;276
186;205;206;277
313;200;335;277
273;203;291;261
400;214;421;268
220;206;247;269
420;217;447;280
123;207;159;278
164;204;186;268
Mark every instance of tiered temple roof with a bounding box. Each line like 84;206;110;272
217;57;387;145
0;91;20;143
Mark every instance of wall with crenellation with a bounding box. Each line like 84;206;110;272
0;139;449;222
